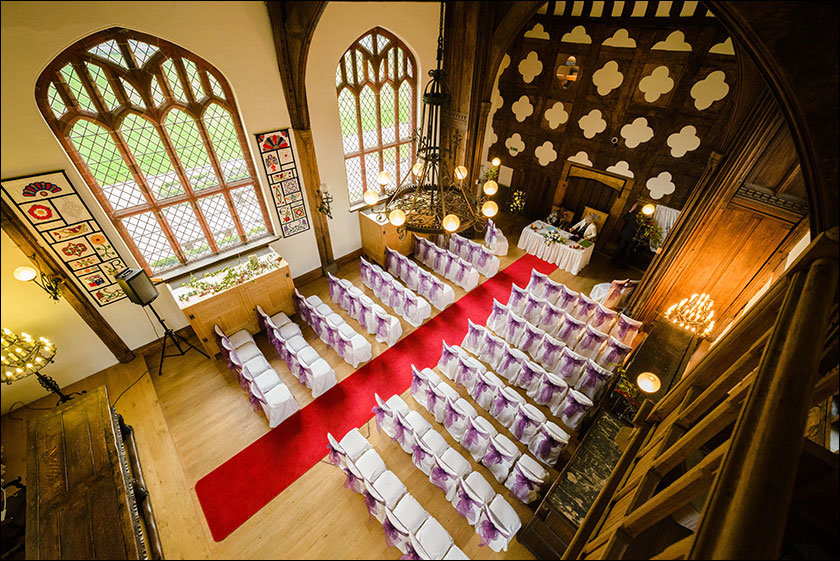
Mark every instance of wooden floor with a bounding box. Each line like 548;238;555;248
1;218;643;560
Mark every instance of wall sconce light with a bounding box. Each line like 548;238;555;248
641;203;656;216
316;183;333;220
637;372;661;393
13;264;63;301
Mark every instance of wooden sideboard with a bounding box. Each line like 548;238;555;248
26;386;163;560
167;255;295;356
359;208;414;267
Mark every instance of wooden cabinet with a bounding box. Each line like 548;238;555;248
359;208;414;267
167;256;295;356
26;386;162;560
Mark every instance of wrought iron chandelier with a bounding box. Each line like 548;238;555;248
366;2;497;236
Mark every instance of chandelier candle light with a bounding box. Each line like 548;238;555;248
1;327;75;403
664;293;716;337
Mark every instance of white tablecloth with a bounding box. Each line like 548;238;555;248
517;221;594;275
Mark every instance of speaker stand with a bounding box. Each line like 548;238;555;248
146;304;209;376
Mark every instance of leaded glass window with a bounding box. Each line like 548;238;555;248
36;29;272;274
335;27;417;207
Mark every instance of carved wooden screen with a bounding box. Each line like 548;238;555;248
35;28;272;275
335;27;417;208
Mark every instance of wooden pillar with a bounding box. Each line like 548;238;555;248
690;231;839;559
265;1;334;270
1;199;135;363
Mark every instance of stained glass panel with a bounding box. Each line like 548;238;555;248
60;64;96;112
88;40;126;68
198;194;240;249
122;212;178;272
164;109;217;191
162;58;187;102
203;103;249;183
345;156;364;205
48;82;66;118
69;119;145;209
128;39;159;68
183;58;205;100
359;86;378;150
162;203;211;259
337;88;359;154
86;63;120;110
121;113;181;199
380;83;395;144
230;186;268;240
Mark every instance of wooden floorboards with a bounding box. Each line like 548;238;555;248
1;221;642;560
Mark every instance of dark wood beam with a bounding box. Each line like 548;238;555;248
265;1;334;269
1;198;135;363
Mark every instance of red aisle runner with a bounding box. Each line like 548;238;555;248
195;254;556;541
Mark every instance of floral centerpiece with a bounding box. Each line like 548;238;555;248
509;189;526;213
634;213;662;247
541;230;567;246
177;253;282;302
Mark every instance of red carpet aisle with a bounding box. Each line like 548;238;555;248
195;254;556;540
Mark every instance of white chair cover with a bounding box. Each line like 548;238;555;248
556;284;579;314
249;380;298;428
507;283;528;316
532;371;569;412
504;458;545;504
476;245;500;278
372;393;409;438
305;357;337;398
443;397;477;441
525;269;549;299
409;518;454;561
516;359;548;397
595;335;633;371
543;277;564;306
431;449;471;501
479;332;506;370
554;346;588;387
519;322;546;358
522;293;547;325
437;340;461;380
574;324;609;360
557;388;593;430
510;402;546;445
364;470;406;523
385;494;430;553
443;544;470;560
410;364;440;411
535;334;565;372
490;386;526;428
486;298;509;334
537;301;566;338
497;345;525;381
576;359;614;400
610;313;643;345
590;303;618;333
454;355;482;392
412;428;449;475
460;414;498;462
484;219;509;256
572;293;599;322
461;319;487;356
429;382;460;424
476;496;521;552
557;313;586;347
373;308;402;346
470;370;504;411
528;422;570;466
452;472;495;526
481;433;521;483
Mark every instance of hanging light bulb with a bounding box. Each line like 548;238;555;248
13;266;38;282
483;180;498;195
363;190;379;205
388;208;406;227
443;214;460;232
491;157;501;167
454;166;468;181
377;170;391;187
641;203;656;216
412;161;424;177
482;200;498;217
637;372;661;393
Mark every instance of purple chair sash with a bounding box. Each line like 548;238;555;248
542;304;563;328
528;270;546;293
472;377;493;399
509;285;526;309
430;464;453;492
557;289;576;310
538;378;565;404
483;440;512;466
439;343;458;370
579;328;606;350
542;339;563;364
399;545;421;561
327;442;342;465
412;445;430;468
557;352;585;378
372;405;388;434
466;242;480;264
477;247;491;268
488;301;507;326
430;280;443;302
249;390;262;412
601;342;630;367
455;361;477;389
483;336;503;360
394;415;411;444
410;370;425;396
463;423;487;448
383;517;405;548
592;306;615;328
519;326;542;351
344;471;361;492
505;317;524;343
466;322;483;349
498;348;519;374
362;489;380;522
455;260;470;283
558;318;583;342
512;413;537;441
427;389;439;413
563;395;589;419
510;463;538;500
376;315;392;341
454;485;481;518
517;363;540;388
544;281;562;302
444;400;462;428
523;295;543;319
536;429;560;461
478;516;503;547
577;298;597;318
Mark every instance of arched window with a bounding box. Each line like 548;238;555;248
36;28;272;274
336;28;417;208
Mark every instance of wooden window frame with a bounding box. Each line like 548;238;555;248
335;27;418;208
35;27;273;275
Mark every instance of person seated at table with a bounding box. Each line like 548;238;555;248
545;205;569;230
570;214;598;241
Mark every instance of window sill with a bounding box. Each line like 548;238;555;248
156;234;280;285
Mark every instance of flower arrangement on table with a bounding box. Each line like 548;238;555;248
177;254;282;302
509;189;526;213
541;230;567;246
634;213;662;247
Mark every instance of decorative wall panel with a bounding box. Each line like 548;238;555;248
254;129;311;238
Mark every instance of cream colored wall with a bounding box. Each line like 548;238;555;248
0;1;320;410
306;1;440;259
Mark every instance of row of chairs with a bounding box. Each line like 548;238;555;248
414;236;480;292
359;258;431;328
292;289;373;369
326;270;403;349
588;278;640;310
326;426;468;559
215;322;299;428
253;305;339;399
494;290;635;370
375;388;524;552
448;233;500;278
483;219;509;256
384;247;456;311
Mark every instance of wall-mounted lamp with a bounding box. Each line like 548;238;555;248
641;203;656;216
637;372;661;393
13;264;63;301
